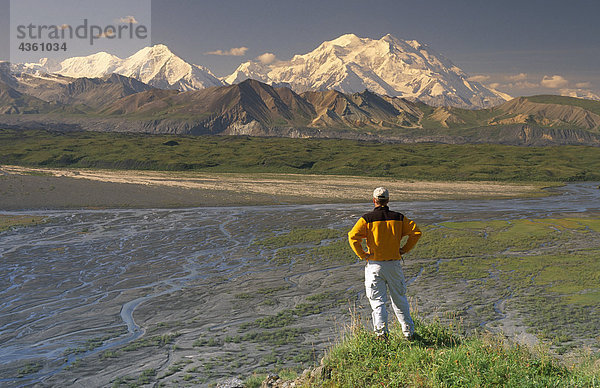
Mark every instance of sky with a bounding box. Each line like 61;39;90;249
1;0;599;99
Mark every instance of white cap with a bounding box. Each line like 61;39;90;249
373;187;389;200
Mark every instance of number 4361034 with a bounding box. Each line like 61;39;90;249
18;42;67;52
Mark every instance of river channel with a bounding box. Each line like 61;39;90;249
1;182;599;386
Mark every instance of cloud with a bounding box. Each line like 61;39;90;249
257;52;277;64
96;28;116;39
510;81;539;89
541;75;568;89
205;47;249;56
506;73;528;81
492;81;538;90
467;75;490;83
468;73;540;93
576;82;591;88
117;16;138;24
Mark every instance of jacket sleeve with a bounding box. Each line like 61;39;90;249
400;217;422;254
348;217;369;260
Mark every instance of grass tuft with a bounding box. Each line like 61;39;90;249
317;317;600;387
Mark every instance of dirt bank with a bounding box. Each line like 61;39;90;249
0;165;548;210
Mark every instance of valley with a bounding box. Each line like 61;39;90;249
1;26;599;387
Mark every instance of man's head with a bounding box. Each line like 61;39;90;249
372;187;389;206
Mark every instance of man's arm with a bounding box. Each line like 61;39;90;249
348;217;369;260
400;217;422;255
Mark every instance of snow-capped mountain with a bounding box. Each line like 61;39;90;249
559;88;600;101
14;45;225;91
225;34;508;108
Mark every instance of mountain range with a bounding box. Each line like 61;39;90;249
226;34;509;108
1;35;600;145
11;44;225;91
1;73;599;145
9;34;508;109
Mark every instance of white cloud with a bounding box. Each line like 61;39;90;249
506;73;528;81
205;47;249;56
467;75;490;83
541;75;568;89
95;28;116;39
510;81;539;89
469;73;540;94
117;16;138;24
257;52;277;64
576;82;591;88
491;80;538;90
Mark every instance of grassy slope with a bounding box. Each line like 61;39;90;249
316;318;600;388
524;95;600;116
240;216;600;388
417;95;600;131
415;102;498;130
244;218;600;387
2;129;600;182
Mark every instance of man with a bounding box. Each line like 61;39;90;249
348;187;422;340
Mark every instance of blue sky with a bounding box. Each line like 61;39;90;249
1;0;599;98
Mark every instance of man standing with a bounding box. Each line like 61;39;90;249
348;187;422;339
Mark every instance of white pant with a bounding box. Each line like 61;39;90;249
364;260;414;337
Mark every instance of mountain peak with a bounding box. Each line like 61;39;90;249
15;44;224;91
151;43;171;52
125;44;179;67
327;33;363;47
134;44;175;58
380;33;399;43
225;33;507;108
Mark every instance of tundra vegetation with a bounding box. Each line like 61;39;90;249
0;214;46;232
243;217;600;387
1;129;599;181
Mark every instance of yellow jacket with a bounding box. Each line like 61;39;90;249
348;205;421;260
